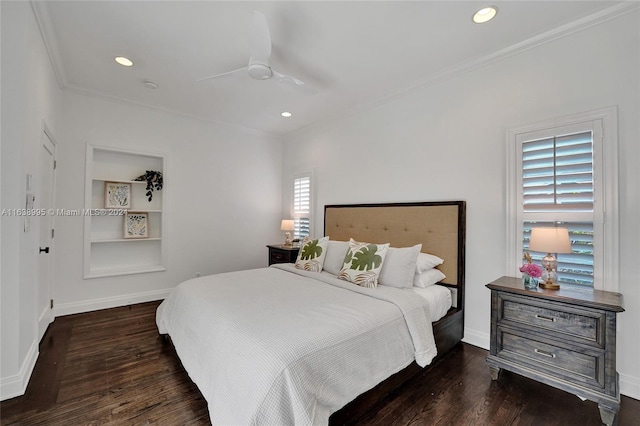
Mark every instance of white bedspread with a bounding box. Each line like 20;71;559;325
156;264;437;425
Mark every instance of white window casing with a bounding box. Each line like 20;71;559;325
506;107;618;291
293;172;313;239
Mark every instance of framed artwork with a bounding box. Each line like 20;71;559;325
104;182;131;209
124;211;148;239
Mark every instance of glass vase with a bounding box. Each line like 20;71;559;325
523;273;538;290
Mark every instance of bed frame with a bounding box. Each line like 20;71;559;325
325;201;466;424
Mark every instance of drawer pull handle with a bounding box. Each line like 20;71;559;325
534;348;556;358
535;314;557;322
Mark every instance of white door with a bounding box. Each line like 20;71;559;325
37;130;56;340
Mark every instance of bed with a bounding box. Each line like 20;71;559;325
156;201;466;425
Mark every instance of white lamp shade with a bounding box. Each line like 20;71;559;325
529;227;571;254
280;219;295;231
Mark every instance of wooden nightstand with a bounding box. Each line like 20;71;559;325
266;244;300;265
486;276;624;426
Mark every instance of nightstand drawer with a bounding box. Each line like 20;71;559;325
267;245;300;265
270;251;288;263
497;328;605;390
499;293;605;347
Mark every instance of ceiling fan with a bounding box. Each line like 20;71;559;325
197;11;314;94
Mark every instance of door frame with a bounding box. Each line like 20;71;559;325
37;124;57;340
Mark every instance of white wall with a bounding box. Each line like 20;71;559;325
1;1;284;399
1;1;63;399
52;92;283;314
283;11;640;399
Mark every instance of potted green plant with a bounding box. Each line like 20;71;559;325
134;170;163;202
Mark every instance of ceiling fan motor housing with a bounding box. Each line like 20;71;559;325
247;63;272;80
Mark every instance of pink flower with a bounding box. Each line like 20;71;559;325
519;263;543;278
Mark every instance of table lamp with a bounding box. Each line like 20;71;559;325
529;227;571;290
280;219;295;246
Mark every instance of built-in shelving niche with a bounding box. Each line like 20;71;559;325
83;145;166;278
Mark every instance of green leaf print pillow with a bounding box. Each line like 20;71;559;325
295;236;329;272
338;238;390;288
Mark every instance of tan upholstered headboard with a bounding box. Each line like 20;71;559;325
324;202;466;292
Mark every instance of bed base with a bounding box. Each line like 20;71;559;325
329;308;463;424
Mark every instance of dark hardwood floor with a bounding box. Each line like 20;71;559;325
1;301;638;425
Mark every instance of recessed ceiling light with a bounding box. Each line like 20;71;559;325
115;56;134;67
472;6;498;24
281;112;292;118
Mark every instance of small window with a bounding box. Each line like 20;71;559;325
293;174;311;239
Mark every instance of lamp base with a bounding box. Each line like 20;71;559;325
539;281;560;290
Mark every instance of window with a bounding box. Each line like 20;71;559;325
506;107;618;291
522;131;595;285
293;174;311;239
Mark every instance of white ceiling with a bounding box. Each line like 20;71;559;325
33;1;632;135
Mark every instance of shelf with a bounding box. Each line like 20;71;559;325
91;237;162;243
93;178;147;184
84;145;166;279
84;264;167;279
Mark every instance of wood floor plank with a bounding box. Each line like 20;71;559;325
1;301;638;426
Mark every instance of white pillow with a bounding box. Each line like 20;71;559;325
323;240;350;275
413;268;446;288
416;252;444;273
411;285;452;322
294;236;329;272
338;239;389;288
378;244;422;289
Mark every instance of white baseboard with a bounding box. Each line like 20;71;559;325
620;372;640;400
462;327;490;350
0;339;38;401
54;288;171;317
38;303;53;343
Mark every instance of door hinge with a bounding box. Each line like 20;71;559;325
51;228;55;239
50;299;54;309
53;160;57;170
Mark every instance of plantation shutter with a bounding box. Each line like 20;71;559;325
293;175;310;239
522;131;593;212
521;131;595;286
523;221;594;285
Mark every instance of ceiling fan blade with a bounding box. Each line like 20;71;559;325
272;70;316;94
248;11;271;65
196;67;247;82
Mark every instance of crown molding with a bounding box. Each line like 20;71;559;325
30;0;67;89
62;81;281;139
